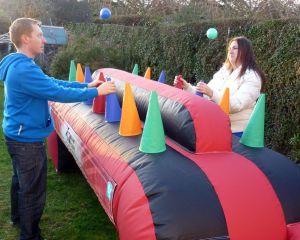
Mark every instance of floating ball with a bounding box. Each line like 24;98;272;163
99;8;111;20
206;28;218;40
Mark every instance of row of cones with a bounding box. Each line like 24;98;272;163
93;71;166;154
132;64;167;83
132;64;202;96
69;60;265;150
218;87;266;148
69;61;166;153
69;60;94;105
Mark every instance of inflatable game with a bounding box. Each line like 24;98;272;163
48;68;300;240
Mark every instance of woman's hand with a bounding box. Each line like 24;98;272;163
173;76;189;90
195;82;213;97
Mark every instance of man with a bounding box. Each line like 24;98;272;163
0;18;116;240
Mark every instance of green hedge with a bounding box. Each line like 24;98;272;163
51;18;300;161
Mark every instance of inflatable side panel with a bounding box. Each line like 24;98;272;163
232;136;300;224
50;102;230;239
48;131;58;170
51;102;157;239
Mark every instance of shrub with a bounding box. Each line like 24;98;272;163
289;133;300;163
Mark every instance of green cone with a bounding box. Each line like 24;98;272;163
139;91;166;153
132;64;139;75
69;60;76;82
240;94;266;148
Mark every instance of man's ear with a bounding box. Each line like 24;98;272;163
20;34;29;45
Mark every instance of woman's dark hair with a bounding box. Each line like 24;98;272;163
225;36;266;92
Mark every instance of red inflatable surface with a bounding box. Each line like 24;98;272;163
48;68;300;240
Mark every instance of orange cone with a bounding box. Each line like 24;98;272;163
119;83;142;136
76;63;84;83
92;72;106;114
144;67;151;79
219;88;230;114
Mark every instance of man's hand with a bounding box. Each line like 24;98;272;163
88;79;104;88
97;81;116;95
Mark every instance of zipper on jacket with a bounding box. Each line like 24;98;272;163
17;124;23;135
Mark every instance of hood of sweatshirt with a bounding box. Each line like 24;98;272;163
0;53;32;82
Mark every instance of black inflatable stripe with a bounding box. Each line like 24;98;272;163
232;135;300;224
113;79;197;152
128;147;228;239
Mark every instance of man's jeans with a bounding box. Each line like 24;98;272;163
5;136;47;240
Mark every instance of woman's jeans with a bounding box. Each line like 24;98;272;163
5;136;47;240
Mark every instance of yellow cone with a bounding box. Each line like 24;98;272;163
144;67;151;79
76;63;84;83
119;83;142;136
219;88;230;114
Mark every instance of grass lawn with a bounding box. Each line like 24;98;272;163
0;84;118;240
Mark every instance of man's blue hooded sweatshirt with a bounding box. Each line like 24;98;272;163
0;53;98;142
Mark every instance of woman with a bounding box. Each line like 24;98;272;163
175;36;266;137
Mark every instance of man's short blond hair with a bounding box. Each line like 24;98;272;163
9;18;41;48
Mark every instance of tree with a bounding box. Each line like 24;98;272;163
0;0;92;25
216;0;300;18
45;0;91;25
